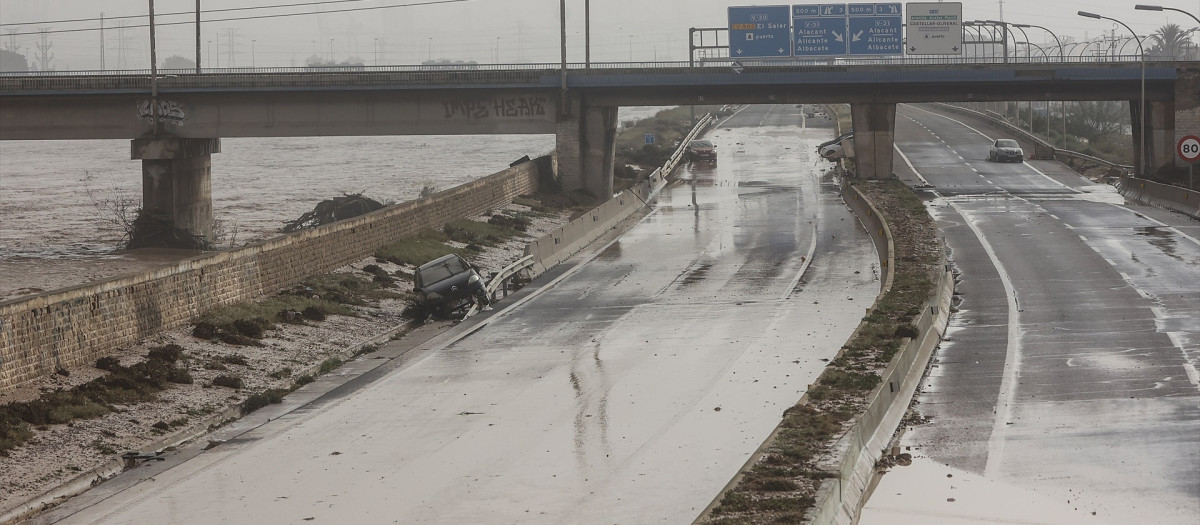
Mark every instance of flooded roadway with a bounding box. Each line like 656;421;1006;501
861;104;1200;524
50;105;881;524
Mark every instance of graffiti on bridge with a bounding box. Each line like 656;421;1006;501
137;99;187;125
442;96;549;120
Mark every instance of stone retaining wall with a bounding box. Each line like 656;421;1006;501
0;159;544;391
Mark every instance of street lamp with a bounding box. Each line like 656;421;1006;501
983;20;1013;62
1079;11;1147;176
1135;4;1200;26
251;39;256;68
1013;23;1063;59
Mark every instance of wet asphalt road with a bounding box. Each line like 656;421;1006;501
55;105;881;524
862;104;1200;524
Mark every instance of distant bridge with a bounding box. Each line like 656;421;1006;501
2;58;1195;241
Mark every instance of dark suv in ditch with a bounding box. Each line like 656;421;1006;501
412;254;489;319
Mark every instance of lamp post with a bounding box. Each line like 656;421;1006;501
149;0;159;135
1135;4;1200;26
983;20;1012;62
251;39;256;68
1080;11;1147;176
1013;23;1063;59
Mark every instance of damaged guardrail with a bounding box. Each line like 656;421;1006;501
522;113;717;279
464;255;535;317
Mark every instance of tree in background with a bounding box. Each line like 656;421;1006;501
0;49;28;72
162;55;196;70
305;55;366;68
1067;101;1129;142
1147;23;1198;60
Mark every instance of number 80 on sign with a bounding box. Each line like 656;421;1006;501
1179;135;1200;163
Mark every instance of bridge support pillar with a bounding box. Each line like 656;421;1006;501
850;103;896;180
131;137;220;242
555;98;617;198
1132;99;1176;176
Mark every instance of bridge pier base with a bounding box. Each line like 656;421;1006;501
555;98;617;198
1132;99;1177;176
131;137;220;242
850;103;896;180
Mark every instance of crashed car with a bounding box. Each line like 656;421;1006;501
685;139;717;162
817;130;854;161
988;139;1024;163
412;254;489;318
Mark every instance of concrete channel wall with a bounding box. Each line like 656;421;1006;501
0;159;544;391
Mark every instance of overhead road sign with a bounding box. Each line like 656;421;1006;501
906;2;963;55
793;4;849;57
728;6;793;58
847;3;903;55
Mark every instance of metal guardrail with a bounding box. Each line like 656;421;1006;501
464;254;534;318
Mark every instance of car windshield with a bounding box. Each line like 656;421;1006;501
690;140;713;148
418;256;469;286
996;139;1020;148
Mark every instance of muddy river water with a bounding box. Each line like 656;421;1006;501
0;107;666;302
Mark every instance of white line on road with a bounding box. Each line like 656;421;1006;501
948;200;1024;479
893;144;930;186
898;138;1024;479
901;105;1077;193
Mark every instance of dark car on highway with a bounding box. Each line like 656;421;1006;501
685;139;717;162
412;254;489;318
988;139;1024;163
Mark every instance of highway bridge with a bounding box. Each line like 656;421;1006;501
23;103;1199;525
2;59;1196;242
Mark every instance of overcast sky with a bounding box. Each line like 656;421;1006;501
0;0;1196;69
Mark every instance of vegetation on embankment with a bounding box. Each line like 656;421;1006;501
0;195;563;457
702;179;942;524
612;105;736;192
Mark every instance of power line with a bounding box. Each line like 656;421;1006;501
0;0;472;37
2;0;382;27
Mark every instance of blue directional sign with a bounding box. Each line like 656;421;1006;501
728;6;793;58
848;3;903;55
793;4;849;57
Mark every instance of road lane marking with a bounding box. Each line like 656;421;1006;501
948;200;1024;480
903;141;1024;479
900;105;1077;193
893;144;930;186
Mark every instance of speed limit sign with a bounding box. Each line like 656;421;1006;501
1179;135;1200;163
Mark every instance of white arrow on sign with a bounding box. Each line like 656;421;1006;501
833;30;844;42
852;30;864;42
